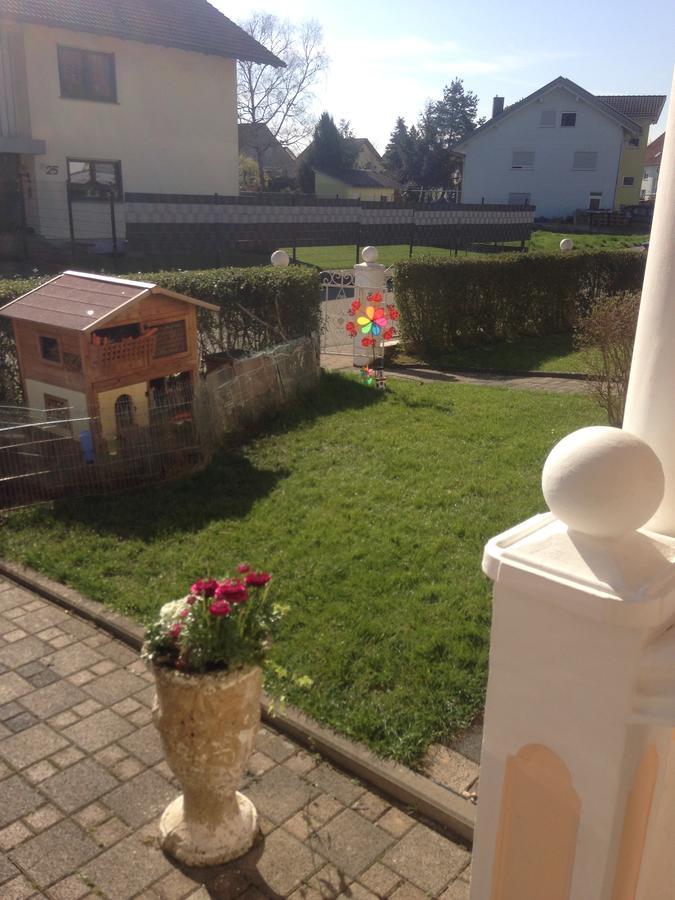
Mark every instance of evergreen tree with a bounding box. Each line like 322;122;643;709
383;117;417;184
432;78;485;148
306;113;358;174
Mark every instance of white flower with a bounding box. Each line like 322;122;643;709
158;598;186;627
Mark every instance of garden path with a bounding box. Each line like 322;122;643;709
0;577;471;899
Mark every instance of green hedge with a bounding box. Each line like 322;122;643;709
0;266;320;403
395;250;646;356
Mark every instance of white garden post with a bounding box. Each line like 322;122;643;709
353;246;387;369
470;69;675;900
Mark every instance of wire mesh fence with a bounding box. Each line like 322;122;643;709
0;337;318;512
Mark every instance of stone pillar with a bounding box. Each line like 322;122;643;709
470;69;675;900
622;71;675;536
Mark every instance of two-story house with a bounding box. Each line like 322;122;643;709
0;0;281;248
454;77;666;218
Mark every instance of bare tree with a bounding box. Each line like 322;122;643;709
237;14;328;188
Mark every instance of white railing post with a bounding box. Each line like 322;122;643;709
471;69;675;900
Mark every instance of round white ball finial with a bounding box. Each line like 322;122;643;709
361;246;379;264
559;238;574;252
542;427;664;538
270;249;290;268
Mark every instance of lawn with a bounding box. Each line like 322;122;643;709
395;334;590;375
0;373;602;764
288;230;648;270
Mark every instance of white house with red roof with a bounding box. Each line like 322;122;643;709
0;0;282;244
454;76;666;218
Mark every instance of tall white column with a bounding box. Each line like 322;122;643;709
623;70;675;535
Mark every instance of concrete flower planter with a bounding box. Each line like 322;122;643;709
151;663;262;866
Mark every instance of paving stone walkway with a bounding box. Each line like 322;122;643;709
322;353;587;395
0;578;471;899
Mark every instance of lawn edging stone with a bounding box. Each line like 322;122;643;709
0;558;476;845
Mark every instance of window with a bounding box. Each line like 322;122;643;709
58;46;116;102
561;112;577;127
44;395;72;431
573;151;598;171
623;176;635;186
511;150;535;169
68;159;123;201
153;321;188;358
539;110;556;127
39;336;61;364
508;192;531;205
589;192;602;210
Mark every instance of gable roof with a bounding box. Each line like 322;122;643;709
346;138;383;161
238;124;297;168
0;271;219;332
315;168;398;189
0;0;283;65
454;76;645;150
597;95;666;123
645;132;665;166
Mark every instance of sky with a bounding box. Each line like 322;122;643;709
218;0;674;153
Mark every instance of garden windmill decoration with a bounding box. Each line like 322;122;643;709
345;291;399;390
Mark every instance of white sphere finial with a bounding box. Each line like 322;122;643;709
560;238;574;252
270;249;290;268
542;427;664;539
362;246;379;264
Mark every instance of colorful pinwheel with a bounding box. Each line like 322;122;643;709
356;305;388;337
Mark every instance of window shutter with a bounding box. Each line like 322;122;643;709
511;151;535;169
573;151;598;170
539;110;556;127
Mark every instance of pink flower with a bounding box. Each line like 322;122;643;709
245;571;272;587
190;578;219;598
237;563;251;574
179;608;190;619
186;594;198;606
216;579;249;604
169;623;183;640
209;599;231;617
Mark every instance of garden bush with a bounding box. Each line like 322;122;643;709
576;290;640;426
0;266;321;403
395;250;646;356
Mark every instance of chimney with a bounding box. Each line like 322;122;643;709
492;96;505;118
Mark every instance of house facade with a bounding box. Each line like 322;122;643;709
455;77;665;218
0;1;280;249
314;168;397;201
238;123;297;183
642;132;664;201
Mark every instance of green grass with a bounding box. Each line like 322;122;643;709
396;334;589;375
288;230;648;270
0;373;602;763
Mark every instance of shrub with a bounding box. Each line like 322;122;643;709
575;291;640;426
0;267;321;402
394;250;646;356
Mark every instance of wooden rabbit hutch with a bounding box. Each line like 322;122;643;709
1;271;219;451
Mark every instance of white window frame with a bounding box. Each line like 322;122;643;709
561;112;577;127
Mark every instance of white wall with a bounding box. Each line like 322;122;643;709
21;24;239;240
24;379;89;436
460;86;625;218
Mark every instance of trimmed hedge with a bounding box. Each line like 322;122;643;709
0;266;321;403
395;250;646;356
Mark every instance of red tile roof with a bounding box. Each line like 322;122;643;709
0;0;283;65
597;95;666;123
645;132;665;166
0;271;218;332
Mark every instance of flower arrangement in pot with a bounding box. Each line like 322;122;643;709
142;565;277;867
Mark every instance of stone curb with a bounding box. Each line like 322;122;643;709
0;557;476;845
389;362;589;381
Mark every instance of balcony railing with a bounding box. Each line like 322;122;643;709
90;331;157;373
